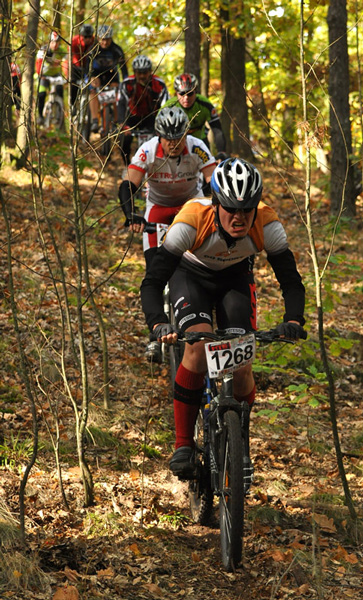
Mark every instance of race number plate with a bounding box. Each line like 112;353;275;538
205;334;256;378
98;88;117;104
156;223;169;246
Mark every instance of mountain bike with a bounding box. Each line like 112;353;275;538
179;327;306;571
73;77;91;142
43;75;65;129
97;85;120;157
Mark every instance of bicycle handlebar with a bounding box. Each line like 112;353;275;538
130;213;164;234
179;328;307;344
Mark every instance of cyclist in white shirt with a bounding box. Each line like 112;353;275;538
119;106;216;269
119;106;216;362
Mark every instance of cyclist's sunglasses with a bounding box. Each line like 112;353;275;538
178;90;195;97
222;205;255;214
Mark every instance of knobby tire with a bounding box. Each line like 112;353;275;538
100;104;112;156
44;98;64;129
188;409;213;525
219;410;244;571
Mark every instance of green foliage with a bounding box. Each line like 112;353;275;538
83;510;123;537
85;426;120;448
0;433;35;472
158;510;190;529
141;444;162;459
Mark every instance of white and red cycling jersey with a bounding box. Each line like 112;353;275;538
129;134;216;210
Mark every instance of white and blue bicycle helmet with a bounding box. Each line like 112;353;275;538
211;158;263;210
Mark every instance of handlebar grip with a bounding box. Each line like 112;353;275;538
130;213;157;233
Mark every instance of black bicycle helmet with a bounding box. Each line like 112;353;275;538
155;107;189;139
132;55;152;72
211;158;263;210
98;25;113;39
174;73;198;94
80;24;94;37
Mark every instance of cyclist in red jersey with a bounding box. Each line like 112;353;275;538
62;24;95;108
118;55;169;165
140;158;306;478
36;32;64;125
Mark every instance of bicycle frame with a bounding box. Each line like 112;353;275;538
43;76;65;129
98;85;120;156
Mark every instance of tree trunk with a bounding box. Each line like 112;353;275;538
220;5;253;159
16;0;40;165
75;0;87;29
200;9;210;97
0;0;12;146
184;0;200;85
327;0;358;216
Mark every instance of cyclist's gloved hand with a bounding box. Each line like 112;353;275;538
275;322;306;340
125;213;145;229
153;323;178;341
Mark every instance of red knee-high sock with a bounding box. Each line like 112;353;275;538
235;384;256;408
173;364;205;449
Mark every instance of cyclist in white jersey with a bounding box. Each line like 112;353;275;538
118;106;216;270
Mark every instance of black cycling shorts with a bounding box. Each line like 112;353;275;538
169;261;257;333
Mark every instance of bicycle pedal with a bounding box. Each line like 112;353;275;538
243;456;254;495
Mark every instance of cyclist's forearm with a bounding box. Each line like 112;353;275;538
268;249;306;325
141;247;182;331
118;180;138;219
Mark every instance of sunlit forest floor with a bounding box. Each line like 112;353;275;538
1;130;363;600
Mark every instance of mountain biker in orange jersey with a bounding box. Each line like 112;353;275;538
140;158;306;478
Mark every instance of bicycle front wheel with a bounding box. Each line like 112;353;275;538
219;410;244;571
44;98;64;129
188;409;213;525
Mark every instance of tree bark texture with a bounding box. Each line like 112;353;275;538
327;0;357;216
0;0;12;146
184;0;200;85
220;13;252;160
16;0;40;161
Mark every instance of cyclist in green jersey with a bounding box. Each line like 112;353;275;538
163;73;226;156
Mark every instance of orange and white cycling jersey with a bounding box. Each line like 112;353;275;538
162;198;288;271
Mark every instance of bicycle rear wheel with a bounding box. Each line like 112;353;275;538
188;409;213;525
219;410;244;571
100;105;112;156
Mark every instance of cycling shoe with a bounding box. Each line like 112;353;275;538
169;446;194;480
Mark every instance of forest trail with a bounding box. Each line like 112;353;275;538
0;134;363;600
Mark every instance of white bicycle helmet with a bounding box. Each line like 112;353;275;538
211;158;263;210
98;25;113;39
155;107;189;139
132;55;152;72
